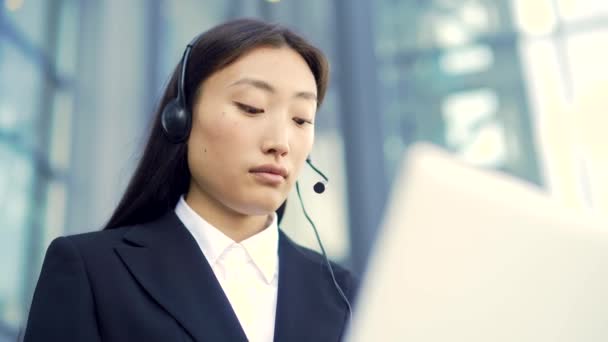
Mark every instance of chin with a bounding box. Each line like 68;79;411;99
238;205;279;216
232;196;284;216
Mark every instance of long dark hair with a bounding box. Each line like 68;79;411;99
104;18;329;230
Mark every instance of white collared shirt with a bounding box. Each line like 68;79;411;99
175;196;279;342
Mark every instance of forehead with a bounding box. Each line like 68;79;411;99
205;46;318;95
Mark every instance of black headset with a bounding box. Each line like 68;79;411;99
161;42;195;144
160;37;352;320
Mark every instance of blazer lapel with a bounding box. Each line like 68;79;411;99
114;212;247;342
273;231;349;342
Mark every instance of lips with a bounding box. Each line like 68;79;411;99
249;164;288;178
249;164;289;186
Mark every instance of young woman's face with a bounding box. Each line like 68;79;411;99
186;46;318;216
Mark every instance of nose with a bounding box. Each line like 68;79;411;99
262;116;290;158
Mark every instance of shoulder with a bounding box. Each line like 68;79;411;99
42;224;139;268
279;230;359;300
55;224;134;251
285;235;353;276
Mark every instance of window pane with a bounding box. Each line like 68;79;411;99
1;0;76;330
0;145;33;327
557;0;608;22
0;34;44;329
158;0;229;86
512;0;557;36
375;0;542;184
3;0;48;51
54;0;79;76
0;40;42;148
566;28;608;211
48;90;73;172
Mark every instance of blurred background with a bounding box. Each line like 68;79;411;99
1;0;607;339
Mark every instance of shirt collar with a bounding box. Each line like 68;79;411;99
174;196;279;284
240;212;279;284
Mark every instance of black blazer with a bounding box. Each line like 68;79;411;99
23;211;356;342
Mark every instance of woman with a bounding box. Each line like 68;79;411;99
24;18;356;342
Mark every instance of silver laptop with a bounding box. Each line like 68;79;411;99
346;143;608;342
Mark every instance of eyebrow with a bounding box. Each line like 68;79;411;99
229;77;317;101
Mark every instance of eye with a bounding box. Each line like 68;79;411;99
234;102;264;114
293;117;313;126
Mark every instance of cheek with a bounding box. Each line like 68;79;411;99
197;110;230;144
189;111;250;170
295;129;314;157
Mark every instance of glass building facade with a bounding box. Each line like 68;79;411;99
1;0;607;339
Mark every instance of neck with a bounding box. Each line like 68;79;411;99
184;187;270;243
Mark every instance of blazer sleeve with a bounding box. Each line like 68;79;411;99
23;236;102;342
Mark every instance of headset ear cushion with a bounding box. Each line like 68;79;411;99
161;99;192;143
